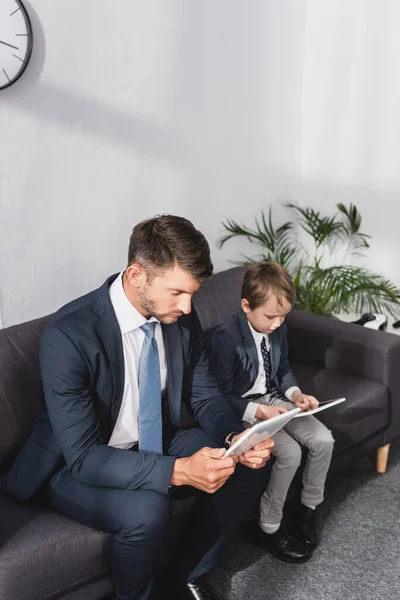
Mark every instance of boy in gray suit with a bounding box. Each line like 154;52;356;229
210;262;334;562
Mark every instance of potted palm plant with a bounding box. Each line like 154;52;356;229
218;203;400;318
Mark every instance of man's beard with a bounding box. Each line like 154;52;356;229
138;285;182;324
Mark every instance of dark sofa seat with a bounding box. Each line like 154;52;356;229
0;494;111;600
1;265;400;599
292;363;389;459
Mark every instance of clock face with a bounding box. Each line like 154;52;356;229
0;0;33;90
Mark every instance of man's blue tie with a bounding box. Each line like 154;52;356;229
138;321;163;455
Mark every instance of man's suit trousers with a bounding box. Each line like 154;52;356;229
49;427;269;600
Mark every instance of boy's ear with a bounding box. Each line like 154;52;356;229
241;298;250;314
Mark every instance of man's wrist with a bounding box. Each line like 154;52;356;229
170;457;189;487
223;431;240;449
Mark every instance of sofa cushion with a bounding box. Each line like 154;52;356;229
314;369;389;453
287;312;331;367
291;363;389;455
0;316;50;473
0;490;198;600
193;266;244;334
59;577;113;600
0;495;110;600
290;362;323;396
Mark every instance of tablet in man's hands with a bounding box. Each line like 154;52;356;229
223;408;301;457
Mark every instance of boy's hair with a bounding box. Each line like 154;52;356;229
127;214;213;282
241;261;296;309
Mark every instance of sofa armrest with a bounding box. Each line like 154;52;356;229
286;309;400;386
287;309;400;443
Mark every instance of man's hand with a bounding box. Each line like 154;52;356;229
291;390;319;411
170;447;238;494
255;404;288;421
227;431;274;469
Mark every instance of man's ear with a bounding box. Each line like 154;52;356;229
125;264;146;288
241;298;251;314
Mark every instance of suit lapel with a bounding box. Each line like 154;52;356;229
268;329;280;379
162;321;183;427
238;310;281;383
93;275;125;428
238;310;259;375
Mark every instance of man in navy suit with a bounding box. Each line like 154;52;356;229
7;216;272;600
209;262;334;563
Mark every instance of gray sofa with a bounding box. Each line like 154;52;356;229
1;265;400;599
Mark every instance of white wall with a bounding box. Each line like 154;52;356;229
1;0;400;327
297;0;400;283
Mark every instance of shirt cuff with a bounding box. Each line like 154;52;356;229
242;402;259;425
286;386;301;402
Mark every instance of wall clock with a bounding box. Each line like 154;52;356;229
0;0;33;90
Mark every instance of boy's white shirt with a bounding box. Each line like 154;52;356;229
241;320;300;425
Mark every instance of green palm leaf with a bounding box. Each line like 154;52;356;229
286;203;343;248
306;265;400;317
219;208;297;270
219;204;400;319
336;203;370;251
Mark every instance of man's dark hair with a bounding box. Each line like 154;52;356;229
241;261;296;309
128;214;213;281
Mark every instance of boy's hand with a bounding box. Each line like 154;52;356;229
291;391;319;411
255;404;288;420
227;431;274;469
238;437;274;469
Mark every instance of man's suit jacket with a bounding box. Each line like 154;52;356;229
209;309;298;419
7;274;243;501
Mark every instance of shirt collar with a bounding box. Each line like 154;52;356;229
247;319;268;345
109;272;159;334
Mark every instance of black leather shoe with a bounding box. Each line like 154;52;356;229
247;523;309;563
178;580;220;600
297;505;318;549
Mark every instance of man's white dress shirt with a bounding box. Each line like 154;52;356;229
107;272;167;449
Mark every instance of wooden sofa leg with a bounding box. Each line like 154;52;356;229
377;444;390;473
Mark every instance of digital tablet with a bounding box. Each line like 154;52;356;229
224;408;301;457
294;397;345;417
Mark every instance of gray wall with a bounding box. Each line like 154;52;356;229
1;0;400;327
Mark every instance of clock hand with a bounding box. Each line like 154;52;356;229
0;40;19;50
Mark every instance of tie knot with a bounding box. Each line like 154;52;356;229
141;321;157;338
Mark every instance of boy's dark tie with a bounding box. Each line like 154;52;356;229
260;336;284;400
260;337;272;393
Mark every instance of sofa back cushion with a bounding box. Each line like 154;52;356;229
193;266;244;336
285;310;331;368
0;316;50;472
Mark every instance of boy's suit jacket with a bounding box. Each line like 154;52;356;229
7;274;243;501
209;309;298;419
